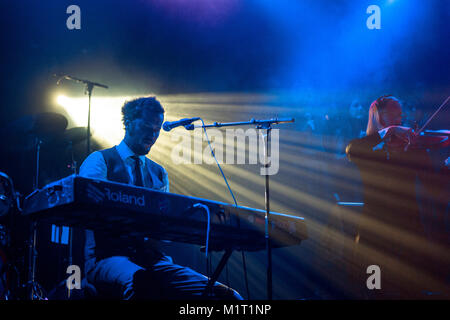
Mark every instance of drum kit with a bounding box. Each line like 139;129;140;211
0;111;92;300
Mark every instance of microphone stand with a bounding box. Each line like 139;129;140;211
27;137;42;300
56;74;108;156
187;117;294;300
54;75;107;299
258;122;273;301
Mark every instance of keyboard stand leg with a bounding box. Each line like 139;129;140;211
202;249;233;298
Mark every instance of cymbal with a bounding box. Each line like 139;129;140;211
5;112;68;137
1;112;68;151
62;127;90;145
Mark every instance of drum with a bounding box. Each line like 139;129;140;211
0;172;16;218
0;172;15;299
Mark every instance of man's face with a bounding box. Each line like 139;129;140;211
349;103;363;119
126;111;164;155
379;100;402;128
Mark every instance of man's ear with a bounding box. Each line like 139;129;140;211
124;120;131;131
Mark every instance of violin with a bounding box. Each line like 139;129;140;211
408;130;450;150
387;95;450;151
388;130;450;150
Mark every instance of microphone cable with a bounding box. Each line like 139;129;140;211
200;118;251;300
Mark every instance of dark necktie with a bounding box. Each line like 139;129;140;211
130;155;144;187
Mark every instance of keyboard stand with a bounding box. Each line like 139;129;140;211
201;249;233;297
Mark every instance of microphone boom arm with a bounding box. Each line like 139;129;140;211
184;117;295;130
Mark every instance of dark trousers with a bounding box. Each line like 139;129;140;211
87;255;243;300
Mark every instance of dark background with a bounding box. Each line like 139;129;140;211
1;0;449;118
0;0;449;299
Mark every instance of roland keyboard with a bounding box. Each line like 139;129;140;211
22;175;307;251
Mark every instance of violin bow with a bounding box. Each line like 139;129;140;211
404;94;450;151
415;95;450;136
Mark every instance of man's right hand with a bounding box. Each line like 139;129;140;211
383;125;415;143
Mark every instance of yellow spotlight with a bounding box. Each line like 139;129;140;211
56;95;132;147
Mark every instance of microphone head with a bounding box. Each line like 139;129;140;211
162;117;200;132
162;122;172;132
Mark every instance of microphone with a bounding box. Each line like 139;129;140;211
162;117;200;132
53;73;109;89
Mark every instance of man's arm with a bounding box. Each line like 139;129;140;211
79;151;107;180
345;131;383;163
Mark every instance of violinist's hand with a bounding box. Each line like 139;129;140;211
379;125;415;143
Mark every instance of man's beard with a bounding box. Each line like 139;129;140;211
126;137;152;155
134;142;151;155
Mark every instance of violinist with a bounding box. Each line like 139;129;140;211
346;95;449;299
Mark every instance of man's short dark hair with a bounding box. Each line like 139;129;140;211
121;97;164;126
